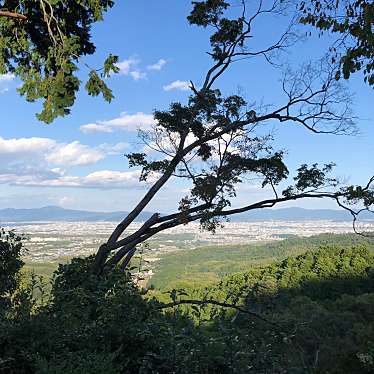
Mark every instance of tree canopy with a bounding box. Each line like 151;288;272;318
0;0;118;123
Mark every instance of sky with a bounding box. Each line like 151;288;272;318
0;0;372;213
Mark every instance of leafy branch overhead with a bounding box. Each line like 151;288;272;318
0;0;118;123
299;0;374;86
91;0;373;275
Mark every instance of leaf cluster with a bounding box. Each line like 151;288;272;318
283;162;338;196
299;0;374;86
0;0;117;122
188;0;246;61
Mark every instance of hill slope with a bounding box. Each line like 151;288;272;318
149;233;374;289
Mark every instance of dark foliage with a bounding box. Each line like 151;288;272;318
2;230;374;373
0;229;24;312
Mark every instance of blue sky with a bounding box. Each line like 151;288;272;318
0;0;372;212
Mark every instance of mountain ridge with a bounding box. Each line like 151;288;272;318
0;205;152;223
0;205;372;222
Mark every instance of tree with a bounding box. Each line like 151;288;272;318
0;0;119;123
88;0;374;275
0;229;24;311
298;0;374;86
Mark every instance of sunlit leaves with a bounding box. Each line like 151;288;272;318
85;70;115;103
0;0;116;122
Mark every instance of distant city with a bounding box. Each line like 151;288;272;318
5;219;374;263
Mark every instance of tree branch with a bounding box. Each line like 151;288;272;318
93;0;365;275
103;191;346;270
0;10;27;20
107;135;187;245
93;213;160;274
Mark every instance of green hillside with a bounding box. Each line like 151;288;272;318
151;244;374;372
149;233;374;289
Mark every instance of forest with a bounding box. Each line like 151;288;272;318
1;231;374;373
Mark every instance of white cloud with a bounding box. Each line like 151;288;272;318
59;196;75;206
45;141;104;166
147;59;167;71
0;137;55;155
98;142;129;155
80;112;156;134
0;136;153;190
83;170;142;187
163;80;190;92
0;136;130;186
51;168;66;176
79;123;112;134
0;73;15;94
116;57;147;81
0;170;150;189
0;136;104;167
0;73;15;83
130;70;147;81
116;57;139;75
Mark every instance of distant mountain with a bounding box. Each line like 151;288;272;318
0;206;372;223
0;206;153;223
232;207;373;221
